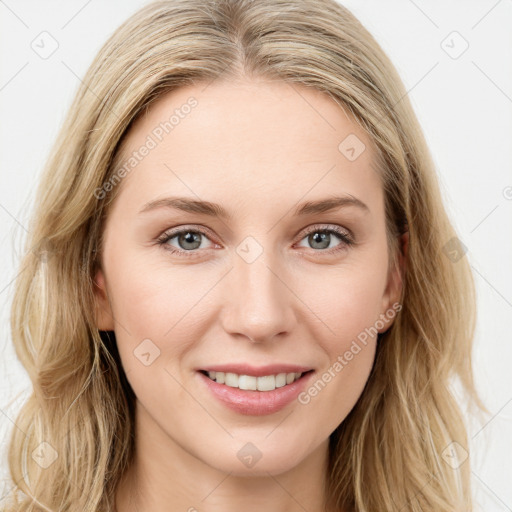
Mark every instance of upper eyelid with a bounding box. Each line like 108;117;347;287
159;225;217;243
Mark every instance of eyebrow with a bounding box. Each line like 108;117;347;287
139;194;370;218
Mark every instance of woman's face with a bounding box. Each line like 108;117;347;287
94;78;403;476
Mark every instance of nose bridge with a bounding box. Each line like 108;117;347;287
221;239;295;342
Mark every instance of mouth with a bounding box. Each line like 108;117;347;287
197;368;317;415
198;369;315;392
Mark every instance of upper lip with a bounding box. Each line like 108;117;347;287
198;363;314;377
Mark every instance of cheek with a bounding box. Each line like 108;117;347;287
106;259;212;415
106;246;214;333
300;257;388;348
104;249;231;387
299;340;376;434
292;259;387;418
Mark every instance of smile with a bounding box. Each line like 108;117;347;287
200;370;309;391
197;369;316;415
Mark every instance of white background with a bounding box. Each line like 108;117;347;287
1;0;511;510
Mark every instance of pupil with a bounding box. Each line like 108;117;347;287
181;232;201;249
311;232;329;249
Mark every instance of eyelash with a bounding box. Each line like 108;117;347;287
156;224;354;259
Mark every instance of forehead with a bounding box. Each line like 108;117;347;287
110;78;383;217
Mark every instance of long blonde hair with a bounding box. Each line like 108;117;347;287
3;0;487;510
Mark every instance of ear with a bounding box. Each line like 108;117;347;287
93;266;115;331
378;230;408;333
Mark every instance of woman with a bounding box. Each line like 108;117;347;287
3;0;486;510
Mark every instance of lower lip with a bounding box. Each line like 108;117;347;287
197;370;315;416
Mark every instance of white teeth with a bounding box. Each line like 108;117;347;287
275;373;287;388
205;371;304;391
238;375;257;390
256;375;276;391
224;372;239;387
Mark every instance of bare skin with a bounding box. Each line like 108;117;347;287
93;76;406;512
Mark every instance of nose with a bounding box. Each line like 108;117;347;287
219;247;296;344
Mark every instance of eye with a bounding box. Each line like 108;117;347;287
157;227;216;258
296;225;354;254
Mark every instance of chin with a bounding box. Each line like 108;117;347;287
215;457;299;478
201;440;308;477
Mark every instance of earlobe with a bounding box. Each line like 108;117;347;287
93;267;115;331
